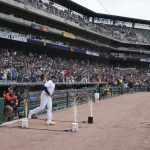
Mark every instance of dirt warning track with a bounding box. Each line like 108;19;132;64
0;92;150;150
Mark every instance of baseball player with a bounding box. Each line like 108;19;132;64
28;76;56;125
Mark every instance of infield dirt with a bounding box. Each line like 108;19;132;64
0;92;150;150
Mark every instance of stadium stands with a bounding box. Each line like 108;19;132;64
12;0;150;44
0;48;149;87
0;0;149;86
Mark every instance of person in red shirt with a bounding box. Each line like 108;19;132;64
66;68;71;82
4;87;18;121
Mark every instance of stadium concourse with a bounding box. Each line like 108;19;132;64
0;92;150;150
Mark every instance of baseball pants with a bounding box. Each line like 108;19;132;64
29;92;53;122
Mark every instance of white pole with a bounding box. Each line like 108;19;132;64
25;101;28;118
90;100;93;117
74;102;77;123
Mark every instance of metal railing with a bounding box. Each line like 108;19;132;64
28;88;95;112
0;86;149;124
99;86;149;99
0;98;4;124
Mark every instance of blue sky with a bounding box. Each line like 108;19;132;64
72;0;150;21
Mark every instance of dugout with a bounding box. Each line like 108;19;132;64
0;82;105;123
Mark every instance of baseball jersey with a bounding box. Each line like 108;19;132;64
43;80;55;95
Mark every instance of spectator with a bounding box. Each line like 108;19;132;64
66;68;71;83
4;87;18;121
2;72;7;82
12;69;18;81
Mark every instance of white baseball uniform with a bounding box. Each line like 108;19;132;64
29;80;55;123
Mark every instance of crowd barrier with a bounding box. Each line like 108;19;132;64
28;88;95;113
99;86;149;99
0;86;149;123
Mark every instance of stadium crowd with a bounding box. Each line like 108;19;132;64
13;0;150;44
0;49;149;87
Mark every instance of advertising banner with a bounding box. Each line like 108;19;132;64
63;32;76;39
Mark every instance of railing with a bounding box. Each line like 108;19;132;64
99;86;149;99
0;81;102;86
28;88;95;112
0;98;4;124
0;86;149;124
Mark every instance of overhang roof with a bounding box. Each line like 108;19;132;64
52;0;150;25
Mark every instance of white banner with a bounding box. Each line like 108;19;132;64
0;31;27;42
91;52;99;56
86;50;92;55
140;59;150;62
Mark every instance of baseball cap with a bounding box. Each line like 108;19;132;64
8;87;13;91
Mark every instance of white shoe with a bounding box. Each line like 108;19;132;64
28;114;31;119
47;121;55;125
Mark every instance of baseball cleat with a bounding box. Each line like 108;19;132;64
47;121;56;125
